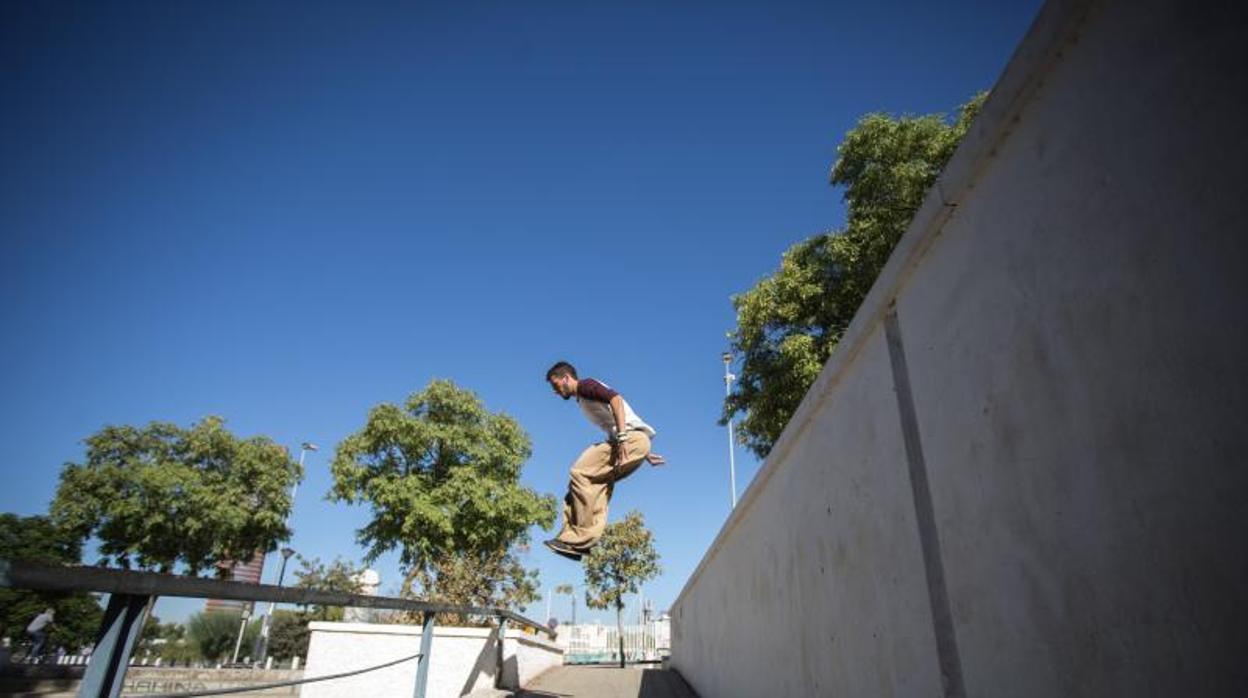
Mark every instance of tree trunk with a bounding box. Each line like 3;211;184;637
616;601;625;668
400;566;422;598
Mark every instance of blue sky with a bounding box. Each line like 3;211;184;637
1;0;1040;626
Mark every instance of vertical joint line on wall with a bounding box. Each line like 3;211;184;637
884;304;966;698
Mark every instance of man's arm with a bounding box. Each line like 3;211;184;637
608;394;628;435
608;392;665;466
576;379;625;436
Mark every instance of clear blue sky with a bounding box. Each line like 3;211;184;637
1;0;1041;626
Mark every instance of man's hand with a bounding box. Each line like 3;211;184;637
608;431;630;468
645;453;667;467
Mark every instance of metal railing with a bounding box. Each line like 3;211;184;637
0;557;554;698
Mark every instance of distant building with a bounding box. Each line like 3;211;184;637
557;616;671;664
342;569;381;623
204;550;266;613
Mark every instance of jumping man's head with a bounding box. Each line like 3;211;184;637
546;361;578;400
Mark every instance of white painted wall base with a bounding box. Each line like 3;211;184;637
302;622;562;698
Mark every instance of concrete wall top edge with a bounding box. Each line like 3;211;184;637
305;622;558;649
672;0;1096;611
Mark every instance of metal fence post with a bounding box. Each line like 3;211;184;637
79;593;150;698
412;611;436;698
494;616;508;689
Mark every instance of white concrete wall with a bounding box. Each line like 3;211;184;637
673;327;943;697
301;622;562;698
671;0;1248;696
512;632;563;688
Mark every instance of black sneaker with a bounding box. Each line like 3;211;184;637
543;539;583;561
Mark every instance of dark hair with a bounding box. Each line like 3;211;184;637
546;361;577;381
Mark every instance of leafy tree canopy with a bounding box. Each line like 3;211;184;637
583;511;661;613
186;611;259;663
583;511;660;668
329;380;555;609
138;614;186;655
0;514;102;652
240;558;368;662
725;93;987;458
290;556;365;622
265;609;308;662
422;548;541;624
50;417;301;574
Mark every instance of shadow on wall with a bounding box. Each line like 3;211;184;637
639;668;699;697
457;625;501;695
501;655;519;691
508;666;699;697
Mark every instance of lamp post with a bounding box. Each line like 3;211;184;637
230;604;252;665
251;441;315;666
289;442;318;504
554;584;577;626
254;547;296;665
722;352;738;509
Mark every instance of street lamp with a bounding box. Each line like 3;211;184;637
248;440;315;667
722;352;738;509
255;547;297;665
289;442;318;504
555;584;577;626
230;603;252;665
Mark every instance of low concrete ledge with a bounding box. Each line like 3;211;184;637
0;665;303;696
303;621;563;698
123;667;303;695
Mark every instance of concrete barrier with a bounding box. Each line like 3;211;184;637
301;622;563;698
0;665;303;696
671;0;1248;695
122;667;303;695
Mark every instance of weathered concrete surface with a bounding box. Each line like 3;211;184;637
0;664;301;697
672;0;1248;695
673;327;943;697
466;665;698;698
893;0;1248;693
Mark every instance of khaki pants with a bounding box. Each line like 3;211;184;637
555;431;651;552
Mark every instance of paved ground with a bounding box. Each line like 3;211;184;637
6;664;700;698
469;665;699;698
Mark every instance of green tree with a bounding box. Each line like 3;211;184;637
50;417;301;574
265;610;308;662
139;614;160;648
138;614;162;654
255;557;367;662
421;548;541;625
186;611;260;664
158;637;199;666
329;380;555;614
0;514;103;652
138;615;188;659
583;511;660;668
290;556;365;622
724;94;987;458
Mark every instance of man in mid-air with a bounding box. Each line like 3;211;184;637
543;361;665;561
